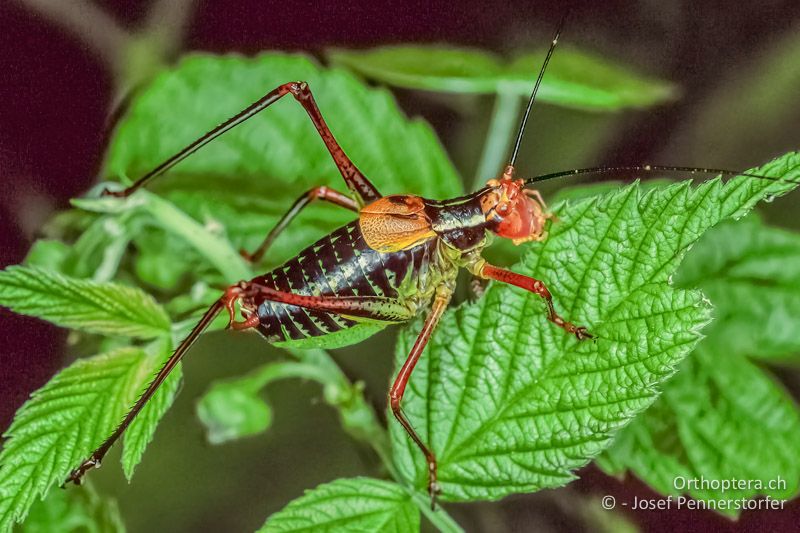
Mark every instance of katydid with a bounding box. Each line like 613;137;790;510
63;16;786;509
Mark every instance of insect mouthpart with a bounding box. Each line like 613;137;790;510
481;177;551;245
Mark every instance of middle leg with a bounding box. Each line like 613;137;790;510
243;185;358;263
388;289;452;508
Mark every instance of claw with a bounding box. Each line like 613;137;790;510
426;457;442;510
65;456;101;486
428;480;442;510
100;187;127;198
574;326;594;341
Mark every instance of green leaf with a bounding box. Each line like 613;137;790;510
19;481;125;533
599;345;800;516
0;266;171;339
103;53;462;271
0;348;166;530
23;240;70;272
259;478;418;533
676;215;800;360
598;216;800;515
196;361;335;445
196;378;273;445
389;152;800;501
329;45;676;110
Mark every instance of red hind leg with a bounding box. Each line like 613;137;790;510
66;299;225;484
67;281;411;486
105;82;381;205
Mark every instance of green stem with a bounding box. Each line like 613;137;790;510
471;91;522;191
140;192;253;281
412;494;464;533
238;361;334;394
284;348;395;474
284;348;464;533
72;191;253;282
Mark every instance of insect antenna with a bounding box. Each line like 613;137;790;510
505;16;797;189
504;11;569;177
523;163;800;186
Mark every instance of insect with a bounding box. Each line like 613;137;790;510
62;16;783;508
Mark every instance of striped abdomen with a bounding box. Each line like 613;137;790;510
247;221;438;345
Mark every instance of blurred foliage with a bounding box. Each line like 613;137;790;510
663;24;800;169
197;372;275;445
0;33;798;533
19;481;124;533
329;45;677;110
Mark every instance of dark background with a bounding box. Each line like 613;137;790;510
1;1;799;531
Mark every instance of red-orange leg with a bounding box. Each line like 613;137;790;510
67;282;410;486
389;290;452;509
479;263;592;340
236;281;412;322
243;185;358;263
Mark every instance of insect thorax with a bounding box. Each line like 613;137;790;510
424;194;491;253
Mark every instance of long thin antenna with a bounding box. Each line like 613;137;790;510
523;164;799;186
508;12;569;169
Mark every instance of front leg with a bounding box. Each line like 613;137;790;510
476;262;593;340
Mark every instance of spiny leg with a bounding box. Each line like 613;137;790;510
106;82;381;205
68;282;410;485
477;262;592;340
389;290;452;509
243;185;358;263
229;280;413;323
288;82;380;204
67;299;226;484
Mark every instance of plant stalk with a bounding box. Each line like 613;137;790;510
471;90;523;190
